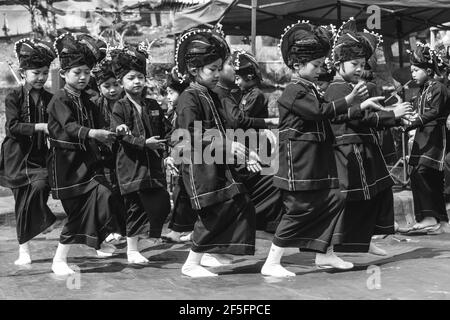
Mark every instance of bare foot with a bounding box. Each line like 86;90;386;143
96;242;116;258
412;217;438;230
127;251;149;264
179;232;193;242
200;253;233;267
52;261;75;276
261;263;295;277
162;231;182;243
315;252;354;270
368;242;387;256
182;263;218;277
14;254;31;266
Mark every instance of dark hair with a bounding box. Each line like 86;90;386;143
165;70;189;93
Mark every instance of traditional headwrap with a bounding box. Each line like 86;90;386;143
54;33;107;70
331;17;382;64
15;38;56;69
175;25;230;81
435;42;450;75
280;20;334;69
408;42;445;75
109;41;151;79
230;50;262;81
165;67;189;93
92;58;115;85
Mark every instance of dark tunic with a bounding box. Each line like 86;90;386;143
91;95;126;235
325;79;396;201
176;82;255;255
213;84;266;130
273;77;358;252
324;79;396;252
165;102;198;234
407;79;450;171
47;86;120;249
274;78;356;191
111;95;171;237
0;85;52;188
214;83;283;233
406;79;450;222
47;87;112;199
0;85;56;244
111;95;170;195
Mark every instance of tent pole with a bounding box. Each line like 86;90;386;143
251;0;257;55
397;17;403;68
337;0;342;26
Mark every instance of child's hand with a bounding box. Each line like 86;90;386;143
146;136;166;150
265;118;279;126
164;156;179;176
89;129;117;144
35;123;49;134
393;102;413;119
352;81;369;102
247;150;262;173
360;96;384;111
231;141;246;160
116;124;131;136
401;118;412;127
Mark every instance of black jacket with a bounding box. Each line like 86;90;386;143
273;77;360;191
0;85;52;188
407;79;450;171
111;95;171;194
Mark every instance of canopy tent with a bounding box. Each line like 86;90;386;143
217;0;450;43
172;0;450;65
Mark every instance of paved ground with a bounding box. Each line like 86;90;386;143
1;206;450;300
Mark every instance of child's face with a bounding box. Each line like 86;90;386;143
99;77;122;101
338;58;366;84
166;87;180;106
62;65;91;91
235;74;253;90
121;70;146;95
220;57;235;85
411;65;430;85
22;66;49;90
295;57;325;82
193;58;222;89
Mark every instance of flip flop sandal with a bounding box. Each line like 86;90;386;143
398;224;440;235
161;235;181;243
316;264;334;270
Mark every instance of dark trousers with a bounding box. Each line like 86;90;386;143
123;187;171;238
12;179;56;244
191;193;256;255
273;188;345;253
168;175;197;232
410;165;449;223
60;183;119;249
334;188;395;253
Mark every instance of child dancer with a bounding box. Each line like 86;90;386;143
48;33;122;275
324;19;413;255
92;58;127;243
174;26;257;277
227;50;283;232
0;38;57;265
161;71;195;243
261;21;384;277
404;43;450;233
110;44;172;264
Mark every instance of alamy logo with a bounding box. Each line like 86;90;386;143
169;121;279;175
366;5;381;30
